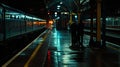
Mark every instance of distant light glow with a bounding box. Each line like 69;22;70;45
55;12;57;15
26;16;32;19
57;5;61;8
12;15;15;18
33;21;46;25
49;20;53;24
75;15;77;19
21;15;25;18
57;5;61;10
57;7;60;10
48;12;50;15
56;17;60;19
61;12;69;15
60;2;63;4
55;14;57;17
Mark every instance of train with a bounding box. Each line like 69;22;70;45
83;17;120;29
0;3;47;41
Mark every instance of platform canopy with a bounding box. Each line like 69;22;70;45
1;0;120;19
46;0;120;18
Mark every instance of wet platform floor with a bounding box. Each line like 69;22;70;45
44;28;120;67
2;28;120;67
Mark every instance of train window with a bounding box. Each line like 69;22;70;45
15;15;18;19
20;15;25;19
12;15;15;19
5;9;22;19
5;14;11;19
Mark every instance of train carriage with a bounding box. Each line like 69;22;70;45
0;3;46;41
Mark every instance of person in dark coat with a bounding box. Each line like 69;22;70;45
70;22;77;47
76;21;84;48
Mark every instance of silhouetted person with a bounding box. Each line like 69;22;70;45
70;22;77;47
77;21;84;48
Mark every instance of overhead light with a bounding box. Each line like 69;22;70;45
57;5;61;8
55;14;57;17
60;2;63;4
54;12;57;15
57;7;60;10
75;15;77;19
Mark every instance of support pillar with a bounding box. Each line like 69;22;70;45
96;0;102;47
69;11;73;24
78;11;81;23
77;0;81;24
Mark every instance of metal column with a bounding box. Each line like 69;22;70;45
69;11;73;24
96;0;102;46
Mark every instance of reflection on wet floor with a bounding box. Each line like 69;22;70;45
44;28;120;67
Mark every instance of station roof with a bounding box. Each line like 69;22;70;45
1;0;120;19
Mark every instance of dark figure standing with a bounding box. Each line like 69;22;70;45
77;21;84;48
70;22;77;47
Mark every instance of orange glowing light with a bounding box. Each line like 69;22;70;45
49;20;53;24
33;21;46;25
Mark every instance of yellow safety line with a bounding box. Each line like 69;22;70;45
106;42;120;52
24;42;43;67
107;45;120;52
24;30;50;67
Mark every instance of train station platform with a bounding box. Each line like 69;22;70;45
2;27;120;67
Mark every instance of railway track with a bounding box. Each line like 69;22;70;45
84;29;120;45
